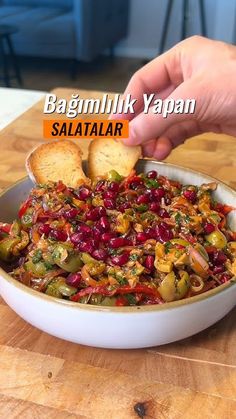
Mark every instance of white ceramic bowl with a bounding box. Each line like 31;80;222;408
0;160;235;349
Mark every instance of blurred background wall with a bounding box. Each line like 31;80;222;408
0;0;236;92
115;0;236;59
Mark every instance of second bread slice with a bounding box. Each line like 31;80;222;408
88;138;141;179
26;140;89;188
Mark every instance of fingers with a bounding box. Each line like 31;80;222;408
142;119;202;160
123;79;200;147
110;48;182;121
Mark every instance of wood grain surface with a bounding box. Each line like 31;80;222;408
0;88;235;419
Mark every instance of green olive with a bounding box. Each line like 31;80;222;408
45;277;77;298
0;237;20;261
205;230;227;249
158;270;190;302
107;170;122;182
21;213;33;228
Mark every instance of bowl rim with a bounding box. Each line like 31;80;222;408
0;160;235;313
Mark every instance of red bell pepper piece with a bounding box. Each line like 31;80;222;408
115;296;128;306
0;222;12;234
71;284;160;302
18;198;32;218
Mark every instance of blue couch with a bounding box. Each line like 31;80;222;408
0;0;129;61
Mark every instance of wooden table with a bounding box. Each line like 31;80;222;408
0;88;235;418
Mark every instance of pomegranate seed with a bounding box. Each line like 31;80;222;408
210;250;227;266
145;227;155;238
63;208;79;220
95;180;106;192
183;189;197;203
130;178;144;190
204;222;215;234
75;186;91;201
38;224;51;236
108;181;120;192
78;241;95;254
212;265;225;274
158;208;170;218
136;232;149;243
92;226;102;241
155;223;173;243
101;232;116;243
97;216;110;232
145;255;154;270
76;223;92;237
66;273;82;287
110;237;130;248
147;170;157;179
49;229;67;242
119;202;131;212
103;190;117;200
97;206;106;217
152;187;165;201
86;206;105;221
70;232;84;244
110;252;129;266
104;198;116;209
136;194;150;204
149;202;160;213
92;249;108;261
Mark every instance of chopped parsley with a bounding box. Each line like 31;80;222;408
164;241;172;254
44;261;54;270
125;294;137;305
175;212;182;225
136;204;148;213
145;178;160;189
32;249;42;263
129;253;139;261
116;275;128;285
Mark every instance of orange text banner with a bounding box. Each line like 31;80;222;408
43;119;129;139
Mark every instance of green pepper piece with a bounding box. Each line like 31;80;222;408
45;277;77;298
89;294;117;306
11;220;21;236
81;252;97;264
0;237;20;261
52;245;83;273
107;170;123;182
25;259;48;277
56;253;83;273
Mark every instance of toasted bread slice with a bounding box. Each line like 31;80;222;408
88;138;141;179
26;140;89;187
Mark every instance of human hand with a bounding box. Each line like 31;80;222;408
113;36;236;159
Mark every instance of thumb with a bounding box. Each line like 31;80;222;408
123;80;200;146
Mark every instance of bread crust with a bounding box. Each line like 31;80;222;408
88;138;141;179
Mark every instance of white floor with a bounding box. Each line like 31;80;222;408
0;87;46;131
